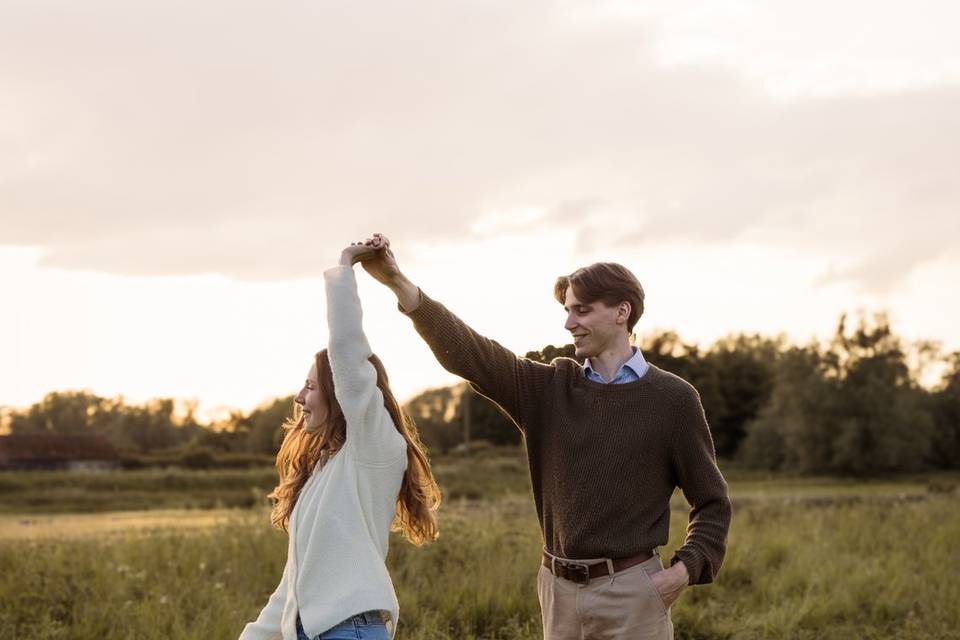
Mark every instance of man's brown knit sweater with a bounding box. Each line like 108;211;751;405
404;292;732;585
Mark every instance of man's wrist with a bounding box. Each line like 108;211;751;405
387;274;417;298
389;275;421;313
386;272;410;290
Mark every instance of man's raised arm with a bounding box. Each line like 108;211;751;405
359;233;551;430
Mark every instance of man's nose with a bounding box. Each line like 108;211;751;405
564;314;578;332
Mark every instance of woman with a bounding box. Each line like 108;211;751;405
239;242;441;640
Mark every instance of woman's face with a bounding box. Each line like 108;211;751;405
294;362;329;433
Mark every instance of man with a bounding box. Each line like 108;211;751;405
360;233;731;640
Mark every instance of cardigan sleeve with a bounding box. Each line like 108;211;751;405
324;266;406;463
237;558;289;640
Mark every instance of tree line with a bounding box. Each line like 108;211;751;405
3;312;958;475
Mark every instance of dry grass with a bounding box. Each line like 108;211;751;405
1;451;958;639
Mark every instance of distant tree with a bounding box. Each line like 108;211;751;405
10;390;104;435
118;399;181;453
403;386;463;453
826;314;933;474
176;399;204;435
11;314;947;474
0;406;11;435
702;335;781;457
7;391;202;454
191;412;247;452
242;396;295;454
639;331;700;381
739;345;834;471
741;313;935;475
929;351;960;469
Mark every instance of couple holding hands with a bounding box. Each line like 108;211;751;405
239;233;731;640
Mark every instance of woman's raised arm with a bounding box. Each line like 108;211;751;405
323;244;405;463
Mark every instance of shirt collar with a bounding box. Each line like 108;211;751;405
583;346;648;380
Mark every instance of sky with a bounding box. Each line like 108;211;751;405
2;0;958;421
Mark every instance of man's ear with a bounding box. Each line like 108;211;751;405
618;301;632;325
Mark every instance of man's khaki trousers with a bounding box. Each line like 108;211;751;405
537;551;674;640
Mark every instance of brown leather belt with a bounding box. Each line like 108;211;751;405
542;550;654;584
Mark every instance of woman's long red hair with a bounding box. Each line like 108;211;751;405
268;350;440;545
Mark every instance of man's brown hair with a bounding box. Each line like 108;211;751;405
554;262;645;333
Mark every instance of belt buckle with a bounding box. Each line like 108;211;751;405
558;560;591;584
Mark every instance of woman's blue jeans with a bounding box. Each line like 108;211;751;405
295;612;389;640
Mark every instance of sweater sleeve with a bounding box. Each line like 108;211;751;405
237;559;289;640
402;290;552;431
668;389;733;585
324;266;406;463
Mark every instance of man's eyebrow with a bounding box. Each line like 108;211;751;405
563;303;591;312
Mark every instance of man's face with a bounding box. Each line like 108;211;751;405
563;287;628;358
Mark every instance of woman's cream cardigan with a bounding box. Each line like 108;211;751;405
239;266;408;640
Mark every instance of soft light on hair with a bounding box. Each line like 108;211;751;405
554;262;645;333
269;350;441;545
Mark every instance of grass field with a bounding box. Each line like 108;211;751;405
2;448;958;639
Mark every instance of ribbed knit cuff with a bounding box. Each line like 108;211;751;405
671;547;708;585
397;288;425;315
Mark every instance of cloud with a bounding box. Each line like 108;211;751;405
1;0;958;289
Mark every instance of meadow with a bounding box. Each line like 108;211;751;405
1;447;958;639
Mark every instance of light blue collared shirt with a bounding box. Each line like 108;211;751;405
583;346;650;384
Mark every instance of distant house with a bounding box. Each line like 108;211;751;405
0;433;121;471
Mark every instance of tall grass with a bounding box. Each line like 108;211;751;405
2;488;958;638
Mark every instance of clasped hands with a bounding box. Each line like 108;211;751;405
339;240;377;267
339;234;390;268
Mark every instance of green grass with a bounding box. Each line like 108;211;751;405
4;447;956;516
2;449;959;639
0;467;278;514
0;447;536;514
2;495;958;639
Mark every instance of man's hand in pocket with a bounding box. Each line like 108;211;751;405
648;561;689;608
